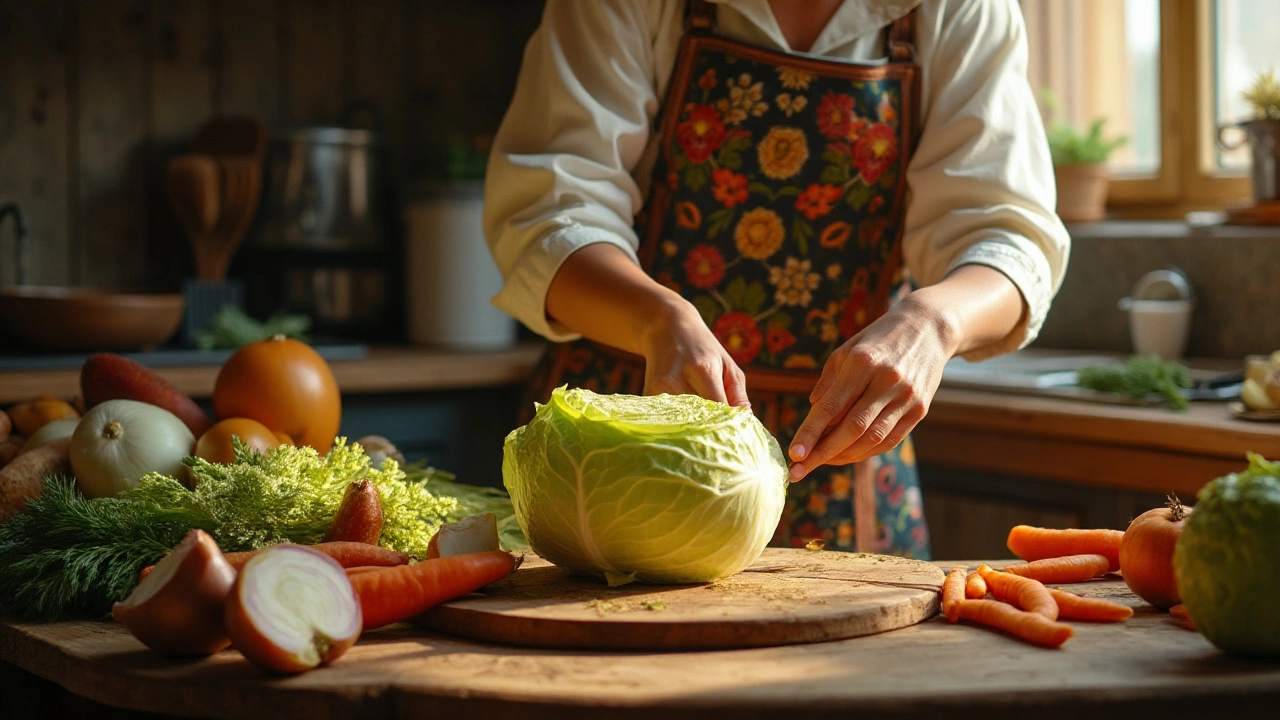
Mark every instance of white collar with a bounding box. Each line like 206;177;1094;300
706;0;921;55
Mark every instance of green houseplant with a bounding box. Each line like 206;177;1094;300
1042;91;1128;223
1221;69;1280;204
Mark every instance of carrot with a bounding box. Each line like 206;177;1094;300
965;572;988;599
1169;603;1197;630
976;564;1059;620
1002;554;1112;584
941;567;966;622
1046;587;1133;622
1006;525;1123;571
140;541;408;581
955;599;1074;649
349;550;517;630
345;565;384;577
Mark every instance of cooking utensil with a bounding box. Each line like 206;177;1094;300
1118;267;1195;360
0;286;184;352
204;155;260;281
165;154;221;280
1218;119;1280;204
258;126;385;250
415;549;944;651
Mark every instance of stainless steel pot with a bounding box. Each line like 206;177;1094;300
258;127;385;250
1218;119;1280;203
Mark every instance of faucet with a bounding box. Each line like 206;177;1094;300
0;203;27;285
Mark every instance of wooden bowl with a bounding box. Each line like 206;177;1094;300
0;286;185;352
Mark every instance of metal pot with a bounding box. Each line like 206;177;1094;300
258;126;386;250
1218;119;1280;203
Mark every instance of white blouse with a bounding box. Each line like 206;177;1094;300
482;0;1070;361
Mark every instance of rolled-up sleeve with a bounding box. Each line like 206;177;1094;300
906;0;1071;360
483;0;661;341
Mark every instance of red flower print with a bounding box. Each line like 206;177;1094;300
677;105;726;164
819;221;852;249
852;123;898;185
816;91;857;141
712;311;763;365
698;68;717;91
839;287;870;339
711;167;748;207
794;183;843;220
683;245;725;289
868;195;885;213
765;324;797;354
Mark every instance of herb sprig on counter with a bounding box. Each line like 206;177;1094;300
195;306;310;350
1076;355;1194;410
0;439;523;621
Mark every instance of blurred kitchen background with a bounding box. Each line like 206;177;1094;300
2;0;1280;558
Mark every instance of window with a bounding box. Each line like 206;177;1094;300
1022;0;1265;214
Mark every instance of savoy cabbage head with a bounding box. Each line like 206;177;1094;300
502;387;788;586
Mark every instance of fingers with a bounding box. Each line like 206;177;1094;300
789;393;888;481
789;353;871;465
722;357;751;408
687;358;729;404
823;400;925;467
809;345;846;405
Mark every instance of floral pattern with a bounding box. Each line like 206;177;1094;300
522;36;928;559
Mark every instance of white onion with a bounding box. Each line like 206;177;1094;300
71;399;194;497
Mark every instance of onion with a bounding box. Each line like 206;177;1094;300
112;529;237;655
427;513;500;559
19;417;80;456
224;545;362;674
1120;494;1191;609
70;399;195;497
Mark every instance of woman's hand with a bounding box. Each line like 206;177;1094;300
639;299;750;407
786;265;1025;480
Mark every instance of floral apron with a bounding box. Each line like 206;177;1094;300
521;0;931;559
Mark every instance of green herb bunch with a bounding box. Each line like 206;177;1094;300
1076;355;1194;410
0;439;521;620
195;306;310;350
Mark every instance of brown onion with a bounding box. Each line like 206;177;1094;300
1120;495;1190;609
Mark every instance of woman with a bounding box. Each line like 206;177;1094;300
484;0;1069;558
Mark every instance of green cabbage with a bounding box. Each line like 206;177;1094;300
502;387;788;586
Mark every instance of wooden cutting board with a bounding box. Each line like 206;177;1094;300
415;548;944;650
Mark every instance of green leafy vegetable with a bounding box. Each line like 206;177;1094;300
0;439;523;620
1076;355;1194;410
1042;89;1128;165
195;306;310;350
503;387;787;587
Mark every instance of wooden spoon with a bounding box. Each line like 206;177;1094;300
209;155;260;281
166;155;221;280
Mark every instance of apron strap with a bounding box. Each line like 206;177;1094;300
886;7;919;63
854;461;879;553
687;0;716;32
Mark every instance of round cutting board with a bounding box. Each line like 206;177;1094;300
415;548;944;650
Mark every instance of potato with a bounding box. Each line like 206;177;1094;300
0;438;71;522
0;408;11;443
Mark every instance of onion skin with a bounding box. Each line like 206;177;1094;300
111;529;237;656
1120;497;1191;610
325;479;384;545
426;513;500;559
224;545;362;674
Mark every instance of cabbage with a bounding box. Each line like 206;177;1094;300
502;387;788;586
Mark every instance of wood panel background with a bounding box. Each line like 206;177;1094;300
0;0;544;289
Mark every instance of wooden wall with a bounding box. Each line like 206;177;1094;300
0;0;544;289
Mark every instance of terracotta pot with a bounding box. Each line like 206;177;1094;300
1054;162;1110;223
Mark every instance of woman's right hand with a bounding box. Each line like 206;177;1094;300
639;299;751;407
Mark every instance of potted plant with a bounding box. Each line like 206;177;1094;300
1043;92;1129;223
1220;69;1280;204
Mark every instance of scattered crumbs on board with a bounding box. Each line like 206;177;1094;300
641;600;667;612
805;539;827;552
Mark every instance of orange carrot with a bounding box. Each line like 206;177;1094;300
345;565;385;577
349;550;517;630
1046;587;1133;622
1002;554;1111;584
1006;525;1123;571
965;572;988;599
977;564;1059;620
955;599;1074;649
941;567;966;622
139;541;408;581
1169;603;1197;630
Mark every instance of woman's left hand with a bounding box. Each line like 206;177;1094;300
786;293;958;481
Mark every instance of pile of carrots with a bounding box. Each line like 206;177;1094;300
940;525;1134;648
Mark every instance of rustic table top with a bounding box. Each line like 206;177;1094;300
3;569;1277;720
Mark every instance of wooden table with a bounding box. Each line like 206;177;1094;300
3;571;1277;720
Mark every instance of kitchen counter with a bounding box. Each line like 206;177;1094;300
2;569;1276;720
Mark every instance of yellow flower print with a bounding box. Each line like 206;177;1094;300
721;75;768;125
899;437;916;466
820;321;839;343
783;354;818;370
827;263;842;279
734;208;785;260
662;240;678;257
776;93;808;117
757;127;809;180
807;493;828;517
777;66;814;90
768;257;821;307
